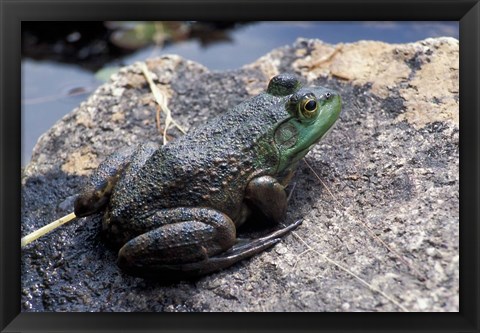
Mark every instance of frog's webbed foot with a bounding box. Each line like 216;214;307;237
222;219;302;258
137;220;302;280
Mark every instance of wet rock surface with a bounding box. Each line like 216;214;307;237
21;37;459;312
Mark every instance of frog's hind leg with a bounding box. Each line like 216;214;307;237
116;207;301;280
116;207;237;279
160;220;302;279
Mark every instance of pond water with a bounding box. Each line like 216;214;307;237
22;21;459;165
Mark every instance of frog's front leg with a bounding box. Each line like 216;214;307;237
245;175;288;223
74;142;159;217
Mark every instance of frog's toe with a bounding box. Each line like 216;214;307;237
229;219;302;254
175;219;303;278
132;237;282;280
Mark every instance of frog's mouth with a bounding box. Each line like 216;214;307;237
301;119;338;152
317;120;337;142
289;142;315;165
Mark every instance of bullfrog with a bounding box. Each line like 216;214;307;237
73;73;341;279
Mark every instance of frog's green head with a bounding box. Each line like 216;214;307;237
269;75;342;172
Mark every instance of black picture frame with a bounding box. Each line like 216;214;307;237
1;0;478;332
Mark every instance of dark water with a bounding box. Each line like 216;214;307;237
22;21;459;165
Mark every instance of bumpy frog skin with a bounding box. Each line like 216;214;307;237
74;73;341;279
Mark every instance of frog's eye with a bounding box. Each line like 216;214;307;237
286;92;319;120
299;97;318;119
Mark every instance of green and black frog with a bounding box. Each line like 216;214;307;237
74;73;341;279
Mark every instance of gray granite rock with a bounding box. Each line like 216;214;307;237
21;37;459;312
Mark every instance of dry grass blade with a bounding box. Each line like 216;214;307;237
303;158;426;282
139;62;186;144
21;212;77;248
291;231;409;312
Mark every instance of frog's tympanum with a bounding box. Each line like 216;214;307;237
74;73;341;279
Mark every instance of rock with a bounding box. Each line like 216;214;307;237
21;37;459;312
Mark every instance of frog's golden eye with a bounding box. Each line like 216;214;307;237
300;98;318;118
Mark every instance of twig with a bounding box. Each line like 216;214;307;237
21;212;77;247
139;62;186;145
